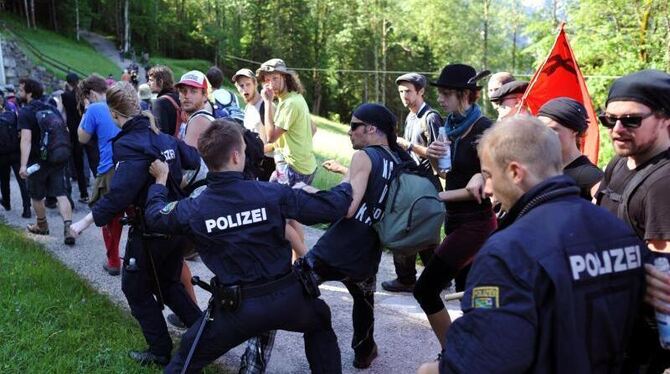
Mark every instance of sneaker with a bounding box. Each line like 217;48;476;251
381;278;415;293
22;207;31;219
353;343;378;369
166;313;186;329
78;196;90;204
103;263;120;276
128;349;170;367
64;221;75;246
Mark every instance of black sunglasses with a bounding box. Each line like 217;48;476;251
598;112;654;129
350;121;368;131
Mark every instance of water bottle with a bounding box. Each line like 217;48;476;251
654;256;670;349
26;163;41;176
437;127;452;173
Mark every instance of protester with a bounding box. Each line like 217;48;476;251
486;71;515;114
77;74;123;275
148;65;181;136
418;116;646;374
314;103;412;368
380;73;441;293
138;83;152;112
70;82;202;366
233;68;276;181
17;78;75;245
595;69;670;372
537;97;603;200
489;80;529;120
206;66;245;123
143;119;350;373
419;64;496;349
61;73;90;204
0;92;31;218
257;58;317;258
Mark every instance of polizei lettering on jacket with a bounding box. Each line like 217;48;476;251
205;208;268;233
569;245;641;281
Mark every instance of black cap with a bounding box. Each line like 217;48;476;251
490;80;528;103
606;69;670;114
395;73;427;90
66;73;79;85
538;97;588;134
430;64;488;90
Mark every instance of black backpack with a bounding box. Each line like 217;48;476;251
0;111;20;155
242;126;265;180
34;103;72;165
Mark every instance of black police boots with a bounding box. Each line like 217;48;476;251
353;343;378;369
128;350;170;366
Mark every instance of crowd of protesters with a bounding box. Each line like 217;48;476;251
1;57;669;374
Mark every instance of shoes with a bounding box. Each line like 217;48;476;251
381;278;415;293
27;217;49;235
166;313;186;329
78;196;90;204
22;207;31;219
103;263;120;276
64;221;75;246
1;201;10;211
353;343;378;369
128;349;170;367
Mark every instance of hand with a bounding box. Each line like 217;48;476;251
19;165;28;179
322;159;346;174
645;264;670;314
426;140;450;160
396;137;410;150
149;159;169;184
465;173;484;204
261;84;274;102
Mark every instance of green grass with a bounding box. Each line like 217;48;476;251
0;14;120;80
0;224;224;373
311;115;354;191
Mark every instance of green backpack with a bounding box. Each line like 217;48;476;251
373;147;445;255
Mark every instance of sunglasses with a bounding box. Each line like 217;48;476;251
598;112;654;129
350;121;368;131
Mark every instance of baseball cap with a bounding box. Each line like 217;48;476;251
490;80;528;103
175;70;208;92
395;73;427;90
232;68;256;82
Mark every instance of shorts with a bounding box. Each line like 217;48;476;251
27;163;66;200
270;162;315;187
89;167;115;206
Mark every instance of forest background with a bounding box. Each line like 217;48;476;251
3;0;670;165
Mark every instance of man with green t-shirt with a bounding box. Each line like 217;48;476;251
257;58;317;257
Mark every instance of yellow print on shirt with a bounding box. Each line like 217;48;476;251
472;286;499;309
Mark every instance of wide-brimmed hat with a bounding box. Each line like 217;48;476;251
256;58;295;80
430;64;490;90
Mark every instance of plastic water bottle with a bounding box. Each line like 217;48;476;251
26;163;41;176
437;127;452;173
654;257;670;349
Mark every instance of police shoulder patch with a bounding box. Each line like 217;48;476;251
471;286;499;309
160;201;178;215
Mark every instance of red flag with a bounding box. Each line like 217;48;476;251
520;23;599;164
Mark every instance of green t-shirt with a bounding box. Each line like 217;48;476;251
274;91;317;175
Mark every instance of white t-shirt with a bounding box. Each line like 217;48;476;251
244;99;273;157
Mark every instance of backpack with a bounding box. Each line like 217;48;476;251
211;89;245;124
34;103;72;165
242;125;265;180
161;94;185;138
373;146;446;255
0;111;20;155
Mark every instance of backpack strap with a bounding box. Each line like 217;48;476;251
160;95;182;137
617;152;670;229
419;109;440;143
595;156;626;205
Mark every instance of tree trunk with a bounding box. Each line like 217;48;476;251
75;0;80;41
50;0;58;32
23;0;29;28
123;0;130;54
30;0;36;29
638;0;653;62
381;17;387;105
483;0;490;70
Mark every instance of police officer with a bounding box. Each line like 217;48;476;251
418;116;646;374
143;119;351;373
71;82;202;366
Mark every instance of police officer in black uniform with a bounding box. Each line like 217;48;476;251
419;116;646;374
71;82;202;366
144;119;350;373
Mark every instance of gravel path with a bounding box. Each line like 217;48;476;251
79;30;146;83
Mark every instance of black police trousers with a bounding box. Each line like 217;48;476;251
0;153;30;209
165;277;342;374
121;227;202;356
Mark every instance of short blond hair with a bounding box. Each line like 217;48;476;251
477;115;562;179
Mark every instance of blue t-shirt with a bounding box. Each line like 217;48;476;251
80;102;120;175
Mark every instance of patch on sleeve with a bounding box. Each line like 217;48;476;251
471;286;499;309
160;201;178;215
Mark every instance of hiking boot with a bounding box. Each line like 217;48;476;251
381;278;415;293
64;220;75;246
22;207;31;219
27;217;49;235
353;343;378;369
128;349;170;367
103;263;120;276
166;313;186;329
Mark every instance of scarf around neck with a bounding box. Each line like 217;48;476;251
444;104;482;161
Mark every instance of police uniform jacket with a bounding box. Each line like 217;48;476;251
144;172;353;286
441;175;646;374
92;115;200;227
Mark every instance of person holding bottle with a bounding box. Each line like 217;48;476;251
414;64;497;351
